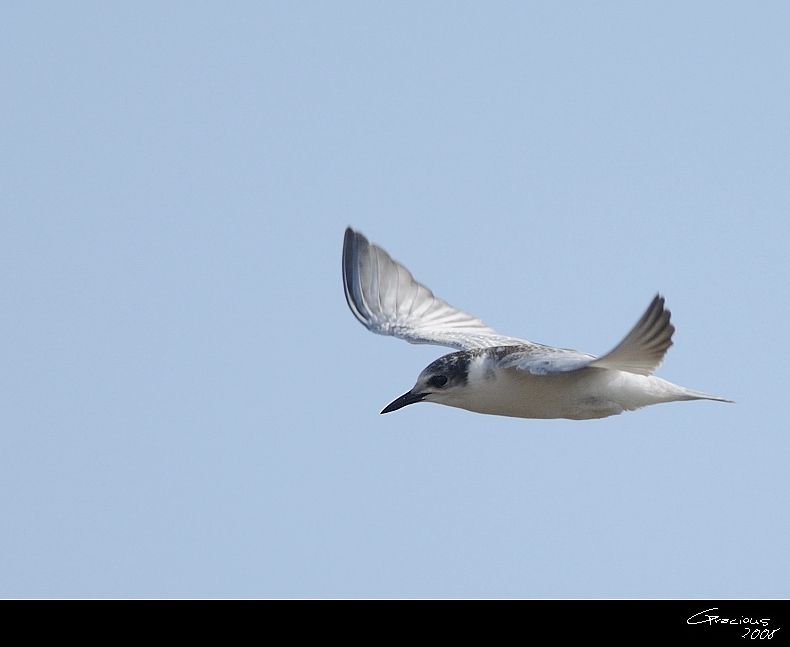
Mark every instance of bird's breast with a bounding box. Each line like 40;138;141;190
447;362;628;420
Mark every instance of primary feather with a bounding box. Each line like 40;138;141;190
343;228;676;377
343;227;528;350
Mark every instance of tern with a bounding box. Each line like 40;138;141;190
342;227;732;420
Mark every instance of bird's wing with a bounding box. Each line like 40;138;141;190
496;346;597;375
498;295;675;376
343;227;530;350
587;294;674;375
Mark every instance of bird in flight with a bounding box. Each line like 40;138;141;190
342;227;732;420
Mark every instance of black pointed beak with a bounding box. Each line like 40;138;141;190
380;390;427;414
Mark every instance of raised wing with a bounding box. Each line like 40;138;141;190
498;295;674;376
587;294;674;375
342;227;529;350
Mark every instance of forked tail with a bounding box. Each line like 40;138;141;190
678;388;734;403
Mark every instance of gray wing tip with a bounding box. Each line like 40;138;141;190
344;225;360;246
589;292;677;375
639;293;676;366
648;293;675;346
342;226;372;327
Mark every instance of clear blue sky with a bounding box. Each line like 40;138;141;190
2;2;788;597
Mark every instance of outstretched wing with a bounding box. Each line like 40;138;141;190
342;227;529;350
499;295;675;376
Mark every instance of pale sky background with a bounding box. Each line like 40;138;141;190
2;2;788;598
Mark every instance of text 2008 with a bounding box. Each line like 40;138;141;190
742;628;780;640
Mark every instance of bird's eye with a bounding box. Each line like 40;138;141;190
428;375;448;388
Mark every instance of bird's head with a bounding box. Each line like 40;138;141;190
380;352;472;414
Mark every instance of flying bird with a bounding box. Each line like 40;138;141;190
342;227;732;420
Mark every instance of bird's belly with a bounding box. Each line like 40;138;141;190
448;370;629;420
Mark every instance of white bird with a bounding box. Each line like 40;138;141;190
342;227;733;420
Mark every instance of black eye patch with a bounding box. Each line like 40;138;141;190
428;375;448;388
